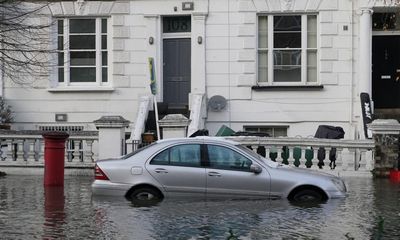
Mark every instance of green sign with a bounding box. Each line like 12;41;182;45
149;58;157;95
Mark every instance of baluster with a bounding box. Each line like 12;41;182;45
276;146;283;164
16;139;25;162
26;140;36;162
251;145;259;154
334;148;343;171
4;139;13;161
354;149;361;171
299;147;307;168
341;148;349;171
287;147;295;166
84;140;94;163
265;146;271;160
72;140;82;163
311;147;319;170
0;139;4;161
38;139;45;163
323;147;331;170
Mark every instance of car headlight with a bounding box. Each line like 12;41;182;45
331;178;347;193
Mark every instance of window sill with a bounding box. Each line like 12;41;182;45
251;85;324;91
47;86;115;92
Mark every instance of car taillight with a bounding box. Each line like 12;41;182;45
95;164;109;180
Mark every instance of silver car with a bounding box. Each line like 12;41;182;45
92;137;346;203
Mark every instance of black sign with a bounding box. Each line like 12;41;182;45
163;16;191;33
360;92;373;139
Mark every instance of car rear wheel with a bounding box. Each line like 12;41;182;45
129;187;162;205
292;189;324;202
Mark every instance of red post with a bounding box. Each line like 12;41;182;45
42;132;69;186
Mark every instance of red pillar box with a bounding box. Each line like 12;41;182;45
42;132;69;186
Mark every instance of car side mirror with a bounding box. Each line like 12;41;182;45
250;164;262;174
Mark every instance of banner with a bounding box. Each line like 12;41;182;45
148;57;157;95
360;92;373;139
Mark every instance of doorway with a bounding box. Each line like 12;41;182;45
372;35;400;118
162;16;191;112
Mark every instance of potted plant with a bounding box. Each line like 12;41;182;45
0;97;13;129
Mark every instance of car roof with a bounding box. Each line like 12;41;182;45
155;136;240;146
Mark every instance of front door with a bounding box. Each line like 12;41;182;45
372;36;400;109
163;38;191;109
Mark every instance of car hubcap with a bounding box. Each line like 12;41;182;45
136;192;155;200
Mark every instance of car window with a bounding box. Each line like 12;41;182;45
150;144;201;167
207;145;252;172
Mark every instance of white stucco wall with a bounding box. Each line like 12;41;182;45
2;0;394;139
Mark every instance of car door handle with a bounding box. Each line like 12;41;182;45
208;172;221;177
154;168;168;174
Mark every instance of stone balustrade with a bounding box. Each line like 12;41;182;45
0;130;98;169
0;129;376;177
225;136;375;176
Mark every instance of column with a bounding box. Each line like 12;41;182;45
358;8;373;96
191;13;207;94
94;116;130;160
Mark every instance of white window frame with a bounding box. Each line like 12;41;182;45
56;17;110;88
257;14;319;86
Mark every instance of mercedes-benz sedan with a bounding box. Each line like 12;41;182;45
92;137;346;203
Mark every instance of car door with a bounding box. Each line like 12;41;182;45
205;144;270;198
146;144;206;197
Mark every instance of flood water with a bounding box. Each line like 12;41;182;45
0;175;399;240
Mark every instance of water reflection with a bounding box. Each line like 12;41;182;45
0;176;399;239
43;186;65;239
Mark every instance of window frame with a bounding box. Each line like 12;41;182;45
257;14;319;86
56;17;110;87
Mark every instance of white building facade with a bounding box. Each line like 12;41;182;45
2;0;400;140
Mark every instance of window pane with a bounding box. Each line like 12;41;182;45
307;50;317;82
101;35;107;49
58;20;63;34
258;51;268;82
273;128;287;137
208;145;252;171
274;50;301;82
273;50;301;66
70;19;95;33
102;68;108;82
307;15;317;48
274;67;301;82
102;19;107;33
169;145;201;167
70;35;95;49
274;16;301;31
70;67;96;82
58;36;63;50
274;32;301;48
58;68;64;82
258;16;268;48
150;150;169;165
70;52;95;66
102;52;107;66
58;53;64;66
